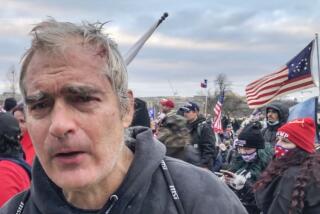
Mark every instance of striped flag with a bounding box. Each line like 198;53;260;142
246;40;315;109
212;91;224;133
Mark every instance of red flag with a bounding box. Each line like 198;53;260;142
201;79;208;88
246;40;315;109
212;91;224;133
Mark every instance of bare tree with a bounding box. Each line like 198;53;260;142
6;65;18;96
214;73;231;94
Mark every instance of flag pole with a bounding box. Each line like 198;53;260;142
124;12;169;66
315;33;320;97
204;88;208;117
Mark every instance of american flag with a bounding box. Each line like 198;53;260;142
246;40;315;109
212;91;224;133
201;79;208;88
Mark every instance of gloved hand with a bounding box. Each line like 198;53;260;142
229;174;247;190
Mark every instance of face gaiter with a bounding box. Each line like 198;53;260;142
274;144;292;158
241;152;257;162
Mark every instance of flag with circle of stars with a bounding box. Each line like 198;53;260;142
286;41;313;80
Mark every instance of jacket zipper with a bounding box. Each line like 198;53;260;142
104;195;119;214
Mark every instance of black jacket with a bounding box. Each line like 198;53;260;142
261;103;289;146
1;127;247;214
187;115;216;168
255;166;320;214
130;98;150;128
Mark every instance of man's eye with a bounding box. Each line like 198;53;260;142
75;96;95;103
71;96;99;103
31;101;50;110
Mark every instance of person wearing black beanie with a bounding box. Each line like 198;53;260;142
3;97;17;113
221;121;273;214
237;122;265;150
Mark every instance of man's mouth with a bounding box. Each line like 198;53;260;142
53;151;86;165
55;151;84;157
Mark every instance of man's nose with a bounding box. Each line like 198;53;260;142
49;100;76;139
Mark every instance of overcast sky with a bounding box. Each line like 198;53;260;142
1;0;320;100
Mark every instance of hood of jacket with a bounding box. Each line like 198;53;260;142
265;102;289;128
29;127;166;213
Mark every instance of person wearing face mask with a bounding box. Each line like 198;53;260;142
221;121;273;214
254;117;320;214
261;102;289;146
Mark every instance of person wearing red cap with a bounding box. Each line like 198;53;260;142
156;98;176;130
254;117;320;214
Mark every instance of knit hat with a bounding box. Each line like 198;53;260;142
277;117;315;153
0;112;20;143
181;101;199;112
4;97;17;112
160;98;175;109
236;122;265;149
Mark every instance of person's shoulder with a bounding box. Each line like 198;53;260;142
164;157;247;214
282;166;300;178
0;160;29;179
0;190;28;214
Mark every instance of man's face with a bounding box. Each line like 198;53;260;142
267;108;279;122
13;110;27;134
160;105;170;114
184;110;197;122
24;44;133;191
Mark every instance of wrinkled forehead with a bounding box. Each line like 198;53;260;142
27;43;107;74
23;47;111;96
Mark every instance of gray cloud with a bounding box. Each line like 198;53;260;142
0;0;319;99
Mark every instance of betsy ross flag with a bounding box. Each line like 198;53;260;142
212;90;224;133
201;79;208;88
246;40;315;109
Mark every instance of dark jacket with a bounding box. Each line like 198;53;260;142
228;143;273;214
1;127;247;214
130;98;150;128
255;166;320;214
261;103;289;146
187;115;216;168
166;144;201;166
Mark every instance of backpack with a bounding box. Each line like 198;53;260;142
0;157;32;180
197;120;216;142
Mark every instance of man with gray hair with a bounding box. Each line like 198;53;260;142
1;19;247;214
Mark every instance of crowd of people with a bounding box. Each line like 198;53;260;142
0;18;320;214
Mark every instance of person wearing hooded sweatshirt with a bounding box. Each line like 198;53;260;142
221;121;273;214
0;112;31;207
254;117;320;214
0;19;247;214
261;102;289;146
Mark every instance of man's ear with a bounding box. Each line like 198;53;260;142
122;90;134;128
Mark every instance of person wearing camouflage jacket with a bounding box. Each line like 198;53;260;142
157;112;200;166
